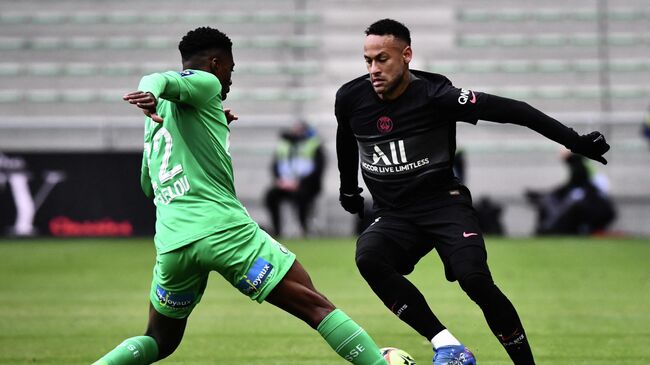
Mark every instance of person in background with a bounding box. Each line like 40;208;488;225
526;149;616;235
265;121;325;237
642;104;650;148
454;149;505;235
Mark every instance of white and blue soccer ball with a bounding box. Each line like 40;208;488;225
380;347;416;365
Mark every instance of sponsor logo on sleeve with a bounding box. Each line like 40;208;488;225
179;70;195;77
458;88;476;105
236;257;274;295
155;285;195;309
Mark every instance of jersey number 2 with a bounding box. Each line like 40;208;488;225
146;127;183;184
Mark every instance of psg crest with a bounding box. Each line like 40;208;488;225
377;116;393;134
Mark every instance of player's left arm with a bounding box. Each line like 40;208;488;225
335;92;365;217
433;78;610;164
477;94;610;164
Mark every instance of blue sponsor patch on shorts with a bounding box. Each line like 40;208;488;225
236;257;274;295
179;70;194;77
155;285;195;309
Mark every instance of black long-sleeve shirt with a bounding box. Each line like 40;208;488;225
335;70;580;209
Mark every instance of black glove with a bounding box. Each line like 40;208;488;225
339;187;365;218
570;131;610;165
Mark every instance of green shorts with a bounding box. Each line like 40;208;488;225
149;222;296;319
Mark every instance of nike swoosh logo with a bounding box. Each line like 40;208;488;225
463;232;478;238
469;91;477;104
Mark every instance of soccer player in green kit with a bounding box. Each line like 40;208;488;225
92;27;389;365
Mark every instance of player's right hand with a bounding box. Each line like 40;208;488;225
339;187;365;218
570;131;610;164
123;91;163;123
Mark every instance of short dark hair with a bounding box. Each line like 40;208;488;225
178;26;232;61
365;19;411;45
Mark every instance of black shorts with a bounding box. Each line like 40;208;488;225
358;185;489;282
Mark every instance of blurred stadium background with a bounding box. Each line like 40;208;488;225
1;0;649;238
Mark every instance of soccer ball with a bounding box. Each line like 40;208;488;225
380;347;416;365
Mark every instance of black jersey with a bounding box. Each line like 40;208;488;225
335;69;580;209
335;70;486;208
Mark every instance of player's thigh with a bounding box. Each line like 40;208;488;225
357;217;432;275
425;195;491;282
150;243;210;320
201;222;297;304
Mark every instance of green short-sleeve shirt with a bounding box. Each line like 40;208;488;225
138;70;252;253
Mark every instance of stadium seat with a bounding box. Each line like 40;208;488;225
0;63;21;76
535;60;571;73
29;63;62;76
0;37;26;50
66;37;102;50
0;13;28;24
499;61;533;73
0;10;321;26
69;12;104;24
0;90;22;103
533;34;566;47
64;63;97;76
456;9;646;24
25;90;59;103
533;87;570;99
31;13;67;24
534;10;568;22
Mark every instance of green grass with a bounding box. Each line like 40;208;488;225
0;237;649;364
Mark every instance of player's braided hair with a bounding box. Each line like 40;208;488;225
365;18;411;45
178;26;232;60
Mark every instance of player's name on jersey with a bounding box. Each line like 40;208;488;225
362;157;430;174
155;175;191;205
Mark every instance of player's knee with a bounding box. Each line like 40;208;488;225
356;233;415;277
144;328;183;360
355;247;392;280
458;272;498;306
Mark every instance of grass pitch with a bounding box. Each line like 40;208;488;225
0;236;649;364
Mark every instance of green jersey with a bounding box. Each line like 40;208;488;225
138;69;252;253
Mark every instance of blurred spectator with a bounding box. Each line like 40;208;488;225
265;121;325;237
526;149;616;235
642;104;650;147
452;148;466;184
475;197;505;235
454;149;505;235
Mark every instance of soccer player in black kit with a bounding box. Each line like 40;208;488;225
335;19;610;365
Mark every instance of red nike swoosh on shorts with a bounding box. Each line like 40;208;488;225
469;91;477;104
463;232;478;238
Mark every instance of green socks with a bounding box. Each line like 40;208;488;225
93;312;386;365
317;309;388;365
92;336;159;365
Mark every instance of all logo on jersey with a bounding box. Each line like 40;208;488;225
373;140;407;165
179;70;195;77
458;88;476;105
377;116;393;134
361;139;430;174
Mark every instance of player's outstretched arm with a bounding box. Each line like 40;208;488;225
123;91;163;123
479;94;610;164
